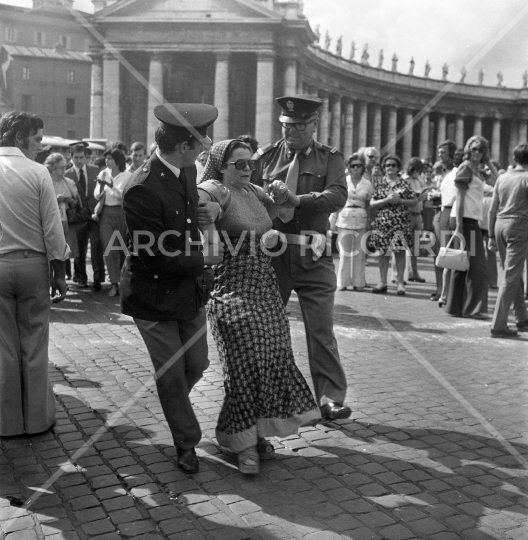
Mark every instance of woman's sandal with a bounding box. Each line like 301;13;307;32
237;446;260;474
257;437;275;460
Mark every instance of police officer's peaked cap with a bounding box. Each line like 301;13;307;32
68;140;89;148
154;103;218;138
277;94;323;121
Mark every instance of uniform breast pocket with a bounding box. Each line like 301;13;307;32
303;170;326;193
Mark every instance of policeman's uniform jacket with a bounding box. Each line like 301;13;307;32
251;139;347;234
120;153;205;322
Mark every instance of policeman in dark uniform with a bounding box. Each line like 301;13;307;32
251;94;351;421
121;103;223;474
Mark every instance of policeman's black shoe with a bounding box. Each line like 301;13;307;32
516;319;528;332
320;402;352;421
177;447;199;474
92;281;101;291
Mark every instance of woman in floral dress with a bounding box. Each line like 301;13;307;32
198;139;319;474
370;154;416;295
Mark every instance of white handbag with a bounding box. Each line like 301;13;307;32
435;234;470;271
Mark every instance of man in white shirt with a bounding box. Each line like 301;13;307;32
65;142;105;290
0;110;69;436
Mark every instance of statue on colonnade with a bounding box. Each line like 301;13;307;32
408;57;415;75
391;54;398;72
361;44;369;65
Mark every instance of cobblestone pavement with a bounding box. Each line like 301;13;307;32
1;256;527;540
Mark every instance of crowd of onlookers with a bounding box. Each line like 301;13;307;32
327;137;528;337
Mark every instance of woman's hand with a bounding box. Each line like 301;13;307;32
488;237;497;253
387;192;401;204
98;175;113;189
268;180;290;205
197;201;221;225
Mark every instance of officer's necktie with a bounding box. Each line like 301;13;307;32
279;150;300;223
79;168;87;197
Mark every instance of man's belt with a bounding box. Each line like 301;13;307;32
346;205;363;209
284;233;314;246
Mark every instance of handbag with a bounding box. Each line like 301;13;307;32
435;233;469;271
65;183;91;225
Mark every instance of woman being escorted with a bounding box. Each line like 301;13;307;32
44;153;81;265
370;155;416;295
94;148;131;297
331;153;372;291
198;139;319;474
446;136;496;319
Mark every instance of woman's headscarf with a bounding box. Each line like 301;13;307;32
198;139;235;183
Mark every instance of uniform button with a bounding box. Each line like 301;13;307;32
143;167;148;172
187;219;191;224
154;275;158;279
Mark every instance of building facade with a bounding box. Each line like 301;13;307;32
0;0;92;139
90;0;527;165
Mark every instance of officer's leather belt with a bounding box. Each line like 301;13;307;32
346;205;363;209
284;233;314;246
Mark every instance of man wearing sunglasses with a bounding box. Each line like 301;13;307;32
251;94;350;422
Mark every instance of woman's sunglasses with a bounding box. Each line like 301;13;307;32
228;159;258;170
349;163;363;169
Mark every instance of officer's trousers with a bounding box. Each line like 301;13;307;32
271;245;348;407
135;307;209;449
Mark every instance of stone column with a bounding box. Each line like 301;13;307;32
146;52;165;147
508;119;519;161
419;113;430;158
473;115;483;136
318;91;330;144
89;52;103;139
436;113;446;144
255;51;275;146
214;52;230;141
343;100;354;158
455;115;465;148
371;103;382;150
329;95;342;149
283;57;297;96
519;118;528;143
102;51;121;144
402;109;413;164
357;101;368;148
386;106;397;155
491;117;501;160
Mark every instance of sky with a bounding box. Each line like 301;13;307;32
3;0;528;88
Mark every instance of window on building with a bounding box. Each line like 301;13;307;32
68;70;75;84
21;95;32;111
22;67;30;80
34;31;46;47
59;35;72;49
66;98;76;115
5;28;18;43
67;130;76;139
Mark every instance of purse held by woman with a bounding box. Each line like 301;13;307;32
435;234;469;271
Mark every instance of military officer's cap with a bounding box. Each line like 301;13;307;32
154;103;218;140
277;94;323;122
68;140;89;148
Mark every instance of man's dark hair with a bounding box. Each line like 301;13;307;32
513;143;528;166
237;134;259;154
130;141;146;153
155;126;199;154
438;139;457;159
104;148;127;172
0;110;43;147
110;140;129;156
70;143;88;156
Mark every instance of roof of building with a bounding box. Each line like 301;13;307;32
2;45;90;62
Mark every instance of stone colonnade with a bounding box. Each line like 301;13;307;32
90;49;527;164
304;86;527;163
90;49;282;147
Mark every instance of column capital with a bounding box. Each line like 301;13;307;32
215;51;231;61
256;50;276;59
493;114;503;121
102;50;119;62
318;90;329;99
148;51;167;62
